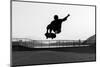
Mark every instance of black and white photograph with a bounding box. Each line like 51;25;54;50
11;0;96;67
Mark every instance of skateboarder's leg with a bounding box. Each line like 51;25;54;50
46;29;49;33
57;29;61;33
54;29;61;34
50;29;52;33
46;24;50;33
55;27;61;34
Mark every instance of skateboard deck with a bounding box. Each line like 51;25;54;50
45;33;56;39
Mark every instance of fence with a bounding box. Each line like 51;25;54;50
12;40;89;48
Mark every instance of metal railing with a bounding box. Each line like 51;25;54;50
12;40;90;48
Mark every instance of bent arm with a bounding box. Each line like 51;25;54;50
62;14;70;21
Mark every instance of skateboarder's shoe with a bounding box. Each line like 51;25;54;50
45;33;56;39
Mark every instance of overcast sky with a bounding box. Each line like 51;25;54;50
12;1;95;40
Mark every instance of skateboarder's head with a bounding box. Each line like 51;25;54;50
54;15;58;20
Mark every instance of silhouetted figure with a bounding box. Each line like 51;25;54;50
46;14;70;34
45;32;56;39
45;14;70;39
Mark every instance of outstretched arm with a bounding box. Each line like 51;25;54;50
62;14;70;21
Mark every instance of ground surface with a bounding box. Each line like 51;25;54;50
12;47;96;66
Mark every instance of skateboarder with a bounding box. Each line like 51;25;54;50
46;14;70;34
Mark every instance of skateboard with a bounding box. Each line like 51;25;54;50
45;33;56;39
